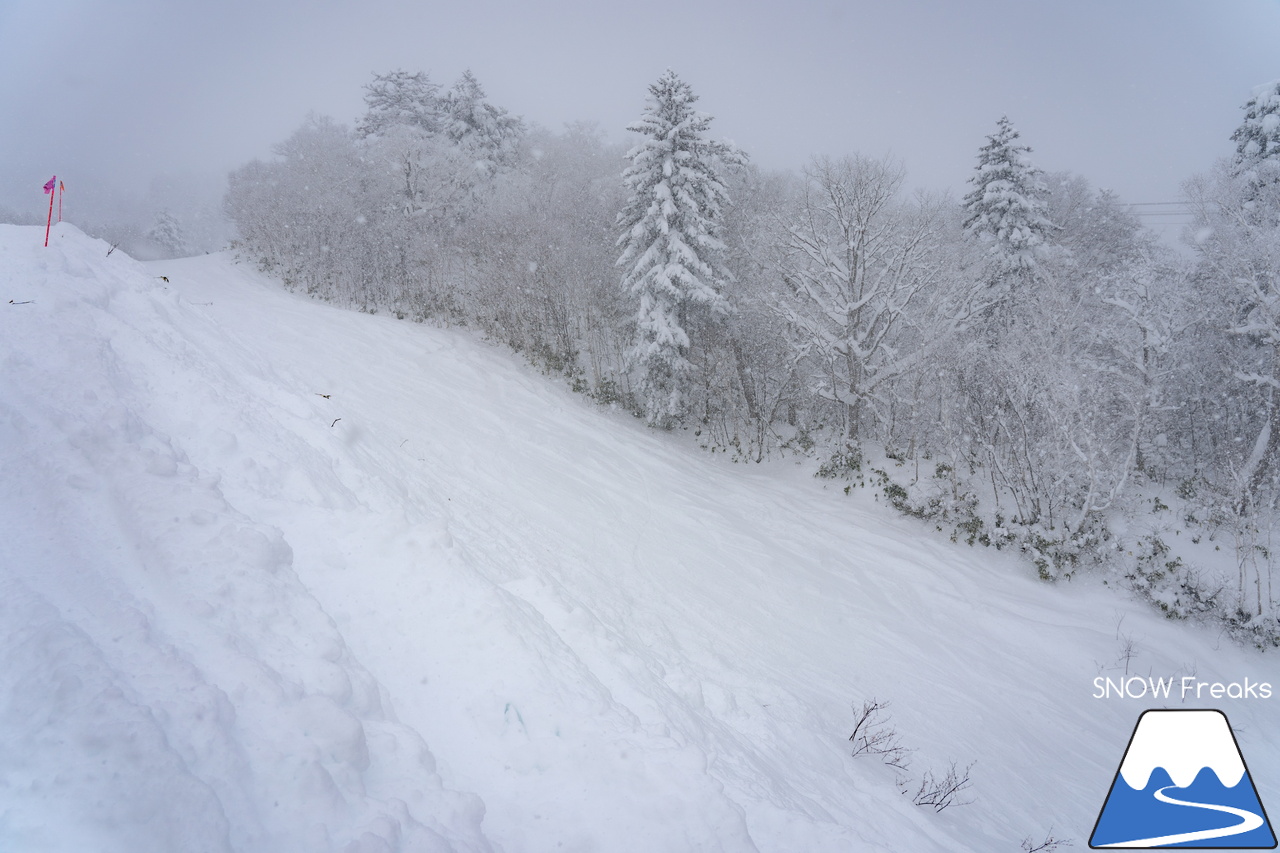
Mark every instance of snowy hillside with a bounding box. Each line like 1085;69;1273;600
1;223;1275;852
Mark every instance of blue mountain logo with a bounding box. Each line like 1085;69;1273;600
1091;709;1276;848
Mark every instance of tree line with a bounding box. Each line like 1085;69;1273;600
225;68;1280;645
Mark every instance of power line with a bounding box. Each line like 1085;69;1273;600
1119;201;1195;219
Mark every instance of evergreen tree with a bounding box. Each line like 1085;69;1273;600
357;70;442;139
616;69;745;426
962;117;1052;281
1231;79;1280;208
146;209;187;257
441;70;525;173
1232;80;1280;171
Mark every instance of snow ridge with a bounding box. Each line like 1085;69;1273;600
0;224;490;852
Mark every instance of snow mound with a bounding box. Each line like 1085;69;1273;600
0;224;491;852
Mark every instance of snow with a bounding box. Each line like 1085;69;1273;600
2;222;1276;851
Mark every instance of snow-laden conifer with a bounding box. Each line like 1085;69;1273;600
616;69;745;426
1231;79;1280;220
145;209;188;258
962;117;1052;278
1232;80;1280;177
441;70;525;173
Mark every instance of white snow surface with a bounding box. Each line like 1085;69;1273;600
1118;710;1245;790
1;223;1275;851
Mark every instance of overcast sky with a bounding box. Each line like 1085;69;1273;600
2;0;1277;240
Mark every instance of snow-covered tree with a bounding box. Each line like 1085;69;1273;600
1231;79;1280;186
1228;78;1280;250
1174;82;1280;501
459;123;628;378
777;155;955;441
1226;82;1280;489
355;69;523;230
441;70;525;173
357;70;442;139
616;69;746;426
226;115;392;300
1186;163;1280;496
365;123;481;227
146;208;188;257
962;117;1052;286
1186;138;1280;616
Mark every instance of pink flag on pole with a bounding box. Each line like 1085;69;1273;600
44;175;57;246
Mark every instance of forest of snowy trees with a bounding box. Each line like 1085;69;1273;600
225;69;1280;646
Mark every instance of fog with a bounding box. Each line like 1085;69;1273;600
2;0;1277;246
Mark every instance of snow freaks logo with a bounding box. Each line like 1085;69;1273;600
1092;676;1273;701
1090;709;1276;848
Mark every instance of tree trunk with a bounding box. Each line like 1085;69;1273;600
731;337;760;425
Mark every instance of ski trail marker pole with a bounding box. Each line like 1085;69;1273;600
58;180;64;223
43;175;56;246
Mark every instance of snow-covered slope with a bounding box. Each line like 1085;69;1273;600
1;223;1275;852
